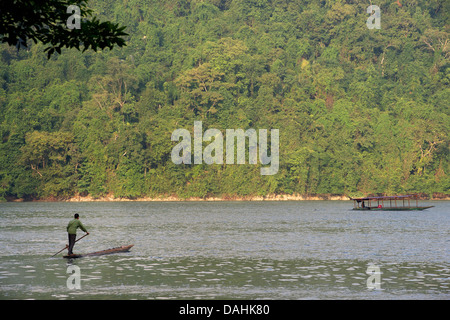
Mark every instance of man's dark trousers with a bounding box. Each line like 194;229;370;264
68;234;76;255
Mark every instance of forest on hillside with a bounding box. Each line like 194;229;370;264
0;0;448;200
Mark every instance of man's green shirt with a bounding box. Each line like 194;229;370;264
67;219;87;234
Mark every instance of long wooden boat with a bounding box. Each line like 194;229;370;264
351;195;433;211
63;245;134;259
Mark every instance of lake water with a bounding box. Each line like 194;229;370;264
0;200;448;300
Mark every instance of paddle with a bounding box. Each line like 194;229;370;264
51;233;89;257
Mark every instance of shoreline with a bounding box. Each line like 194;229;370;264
7;193;450;202
65;194;351;202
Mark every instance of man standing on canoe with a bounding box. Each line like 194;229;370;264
67;214;89;255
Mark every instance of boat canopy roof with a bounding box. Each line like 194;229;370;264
351;194;418;201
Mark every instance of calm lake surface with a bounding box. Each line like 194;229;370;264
0;200;448;300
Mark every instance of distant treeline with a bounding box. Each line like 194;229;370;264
0;0;448;200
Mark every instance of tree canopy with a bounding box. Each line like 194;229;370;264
0;0;127;57
0;0;448;201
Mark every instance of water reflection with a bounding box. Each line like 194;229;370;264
1;254;448;299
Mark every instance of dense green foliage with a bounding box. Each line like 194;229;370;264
0;0;448;200
0;0;127;58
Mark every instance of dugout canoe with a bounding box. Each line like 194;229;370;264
63;245;134;259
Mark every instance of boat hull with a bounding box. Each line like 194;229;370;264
63;245;134;258
352;206;434;211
